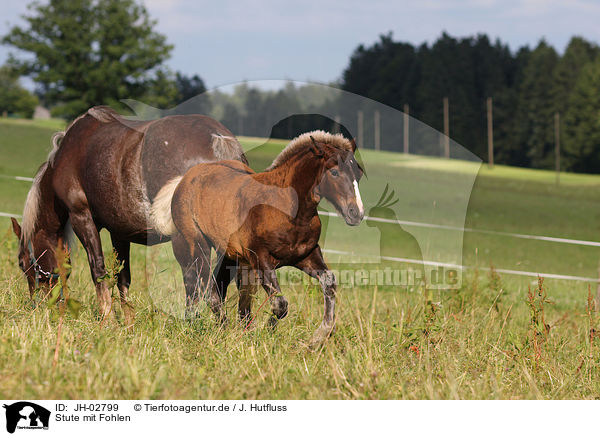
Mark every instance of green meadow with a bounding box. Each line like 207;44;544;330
1;118;600;399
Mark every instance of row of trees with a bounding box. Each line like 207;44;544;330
2;0;600;172
342;33;600;172
195;33;600;173
209;82;342;139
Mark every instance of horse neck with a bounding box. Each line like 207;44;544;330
30;167;63;251
259;153;323;222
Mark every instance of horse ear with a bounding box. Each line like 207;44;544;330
350;137;357;152
309;135;324;157
10;217;21;239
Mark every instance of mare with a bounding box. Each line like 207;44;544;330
11;106;247;323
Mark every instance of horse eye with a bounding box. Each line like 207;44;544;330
331;169;339;177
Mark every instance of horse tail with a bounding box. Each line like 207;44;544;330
47;131;66;165
211;133;248;164
150;176;183;236
48;106;119;166
52;131;65;149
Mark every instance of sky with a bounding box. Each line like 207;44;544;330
1;0;600;90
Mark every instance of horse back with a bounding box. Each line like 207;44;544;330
50;107;246;244
172;162;300;258
140;115;245;200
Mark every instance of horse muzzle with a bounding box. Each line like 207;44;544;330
343;204;364;226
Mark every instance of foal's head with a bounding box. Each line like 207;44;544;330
267;130;365;225
312;136;364;226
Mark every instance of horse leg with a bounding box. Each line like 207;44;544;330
110;235;134;329
209;256;237;324
294;245;336;347
251;257;288;328
171;231;211;318
68;209;112;320
236;266;258;325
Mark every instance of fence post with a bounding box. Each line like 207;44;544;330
555;112;560;185
333;115;341;134
357;110;364;149
403;104;409;154
487;97;494;168
597;260;600;308
443;97;450;158
374;110;381;151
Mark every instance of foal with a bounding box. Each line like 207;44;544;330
153;130;364;344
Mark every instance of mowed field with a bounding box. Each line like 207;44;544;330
1;119;600;399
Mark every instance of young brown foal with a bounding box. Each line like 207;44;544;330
155;130;364;345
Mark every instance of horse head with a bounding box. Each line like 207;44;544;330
11;218;61;296
312;135;365;226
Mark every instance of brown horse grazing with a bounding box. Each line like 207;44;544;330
152;130;364;344
10;106;247;322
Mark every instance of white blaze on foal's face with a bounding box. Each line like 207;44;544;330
353;179;364;215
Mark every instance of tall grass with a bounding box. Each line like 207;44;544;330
1;230;599;399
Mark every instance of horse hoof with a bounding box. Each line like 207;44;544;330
122;305;135;330
216;315;228;328
308;325;334;349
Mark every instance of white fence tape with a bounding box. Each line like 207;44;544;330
0;212;22;218
3;175;599;248
1;176;597;283
0;174;34;182
323;249;599;283
319;211;600;248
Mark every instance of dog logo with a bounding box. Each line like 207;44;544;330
3;402;50;433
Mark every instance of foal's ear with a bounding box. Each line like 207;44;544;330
309;135;324;157
350;137;358;152
10;217;22;239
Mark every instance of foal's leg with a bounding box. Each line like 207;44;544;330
171;231;211;318
209;256;238;324
263;270;288;328
250;256;288;328
68;208;112;320
237;266;259;324
294;245;336;346
110;235;134;328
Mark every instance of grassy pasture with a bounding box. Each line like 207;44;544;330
1;119;600;399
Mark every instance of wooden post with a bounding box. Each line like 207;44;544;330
357;110;364;149
403;104;409;154
333;115;341;134
487;97;494;168
443;97;450;158
374;110;381;151
555;112;560;185
597;260;600;308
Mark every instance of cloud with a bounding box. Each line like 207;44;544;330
143;0;183;12
3;0;600;89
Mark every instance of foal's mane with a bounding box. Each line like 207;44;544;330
266;130;353;171
21;106;119;244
